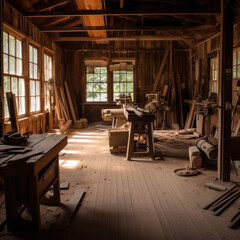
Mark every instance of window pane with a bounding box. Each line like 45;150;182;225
120;73;126;82
95;73;100;82
3;54;8;74
36;96;40;111
127;82;134;92
33;48;38;64
100;93;107;101
101;67;107;73
237;51;240;64
4;76;10;93
93;93;100;102
113;73;119;82
36;81;40;95
87;74;94;82
101;83;107;93
101;74;107;82
120;83;127;92
30;80;35;96
16;40;22;59
9;56;16;75
31;97;35;112
93;83;100;92
29;46;33;62
233;66;237;79
29;63;34;78
18;97;25;115
87;83;93;92
34;64;38;79
95;67;101;73
233;51;237;65
16;59;22;76
127;73;133;82
19;78;25;96
113;83;120;92
86;92;94;102
9;35;15;56
3;32;8;54
11;77;18;95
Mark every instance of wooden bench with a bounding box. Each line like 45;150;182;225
0;134;67;231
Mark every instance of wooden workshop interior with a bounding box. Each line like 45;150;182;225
0;0;240;239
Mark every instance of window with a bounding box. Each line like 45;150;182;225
3;31;25;118
44;54;53;110
29;45;40;112
113;70;134;101
86;66;107;102
209;56;218;94
233;48;240;79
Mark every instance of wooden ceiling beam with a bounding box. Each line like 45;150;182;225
43;17;70;27
25;8;221;18
53;36;187;41
32;0;69;12
41;25;214;32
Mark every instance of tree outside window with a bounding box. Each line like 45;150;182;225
86;66;107;102
44;54;53;110
113;71;134;101
209;56;218;95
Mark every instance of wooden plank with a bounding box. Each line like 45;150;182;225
64;81;77;125
152;49;169;93
6;92;19;132
53;83;61;121
184;100;196;129
218;0;234;181
60;120;72;133
55;189;85;227
176;73;184;128
233;119;240;136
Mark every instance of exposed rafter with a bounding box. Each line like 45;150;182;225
41;25;215;33
25;8;221;18
32;0;69;12
53;36;187;41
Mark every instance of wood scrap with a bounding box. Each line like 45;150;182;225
205;182;227;192
64;81;77;125
6;92;19;133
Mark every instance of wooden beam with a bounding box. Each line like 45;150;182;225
41;25;214;33
6;92;19;132
151;49;169;93
25;8;221;18
218;0;234;181
33;0;69;12
53;36;186;41
43;17;70;27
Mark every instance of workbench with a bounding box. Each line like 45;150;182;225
124;107;155;160
0;134;67;231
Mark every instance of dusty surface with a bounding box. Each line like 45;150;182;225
0;123;240;240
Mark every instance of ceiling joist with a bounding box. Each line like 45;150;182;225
41;25;215;33
53;36;187;41
25;8;221;18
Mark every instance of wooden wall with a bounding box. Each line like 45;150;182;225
1;1;63;135
63;43;190;123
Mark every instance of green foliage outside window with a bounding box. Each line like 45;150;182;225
86;67;108;102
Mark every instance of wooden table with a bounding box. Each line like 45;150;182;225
0;134;67;231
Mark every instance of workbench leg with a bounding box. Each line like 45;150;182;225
147;122;155;159
52;155;61;204
126;122;135;160
28;175;41;231
4;177;19;231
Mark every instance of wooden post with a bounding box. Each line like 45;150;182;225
0;0;3;137
218;0;234;181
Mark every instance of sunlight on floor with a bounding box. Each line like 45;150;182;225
59;159;81;169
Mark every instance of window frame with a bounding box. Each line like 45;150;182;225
3;28;26;119
86;66;108;103
208;53;219;96
29;43;41;114
43;51;53;111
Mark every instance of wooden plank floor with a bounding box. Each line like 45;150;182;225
1;123;240;240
